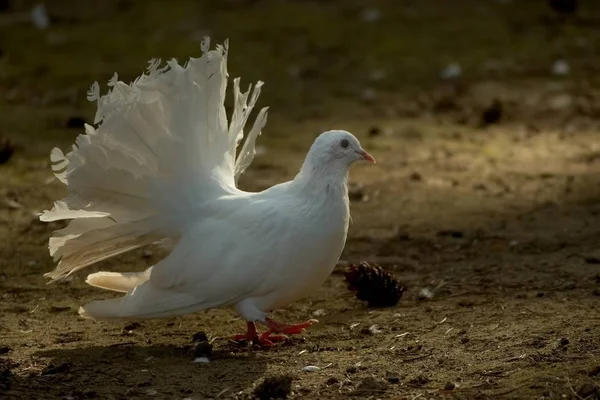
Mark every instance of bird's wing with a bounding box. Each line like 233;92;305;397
146;194;293;306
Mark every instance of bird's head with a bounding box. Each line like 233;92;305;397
302;130;375;175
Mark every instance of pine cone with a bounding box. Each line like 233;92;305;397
344;262;404;307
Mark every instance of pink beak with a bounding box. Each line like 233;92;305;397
358;150;376;164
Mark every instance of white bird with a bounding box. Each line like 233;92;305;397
40;38;375;346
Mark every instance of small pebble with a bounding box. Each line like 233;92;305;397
325;377;339;385
123;322;141;331
192;331;209;343
444;382;456;390
368;126;381;137
588;365;600;376
577;383;598;398
193;342;213;359
386;375;400;384
348;182;366;202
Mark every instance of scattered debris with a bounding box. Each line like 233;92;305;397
360;325;382;335
48;305;71;313
440;63;462;80
437;229;464;239
418;281;446;301
408;375;430;387
361;8;381;23
353;377;388;396
0;138;15;165
312;309;326;317
325;376;339;385
348;182;367;202
368;126;381;137
576;383;598;399
192;331;209;343
193;342;213;359
418;288;434;300
551;60;569;76
548;0;577;15
409;172;422;181
584;256;600;264
31;3;49;30
252;375;293;400
302;365;321;372
2;197;22;210
345;262;404;307
481;99;503;126
588;365;600;377
41;362;71;375
444;381;456;390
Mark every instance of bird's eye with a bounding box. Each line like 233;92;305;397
340;139;349;148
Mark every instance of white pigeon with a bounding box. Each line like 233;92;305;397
40;37;375;346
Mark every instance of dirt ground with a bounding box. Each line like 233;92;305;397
2;1;600;399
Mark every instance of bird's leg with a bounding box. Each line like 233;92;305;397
232;322;279;347
260;317;319;341
231;321;258;343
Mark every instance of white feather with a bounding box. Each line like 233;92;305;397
43;38;372;326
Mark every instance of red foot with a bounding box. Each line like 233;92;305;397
231;322;279;347
232;319;318;348
265;318;318;335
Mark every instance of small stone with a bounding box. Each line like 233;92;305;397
192;331;209;343
481;99;502;126
386;374;400;384
252;375;293;400
360;325;382;335
349;182;366;202
577;383;598;398
0;138;15;165
437;230;464;238
368;126;382;137
589;365;600;377
325;377;339;385
444;382;456;390
41;362;71;375
460;337;470;344
408;375;430;387
346;366;358;374
409;172;422;181
123;322;141;331
354;377;388;396
193;342;213;359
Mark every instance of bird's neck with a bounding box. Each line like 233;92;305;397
293;160;350;198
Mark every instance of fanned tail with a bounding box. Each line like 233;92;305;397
41;37;269;282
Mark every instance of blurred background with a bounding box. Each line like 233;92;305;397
2;1;600;399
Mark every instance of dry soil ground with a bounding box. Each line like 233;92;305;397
2;1;600;399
